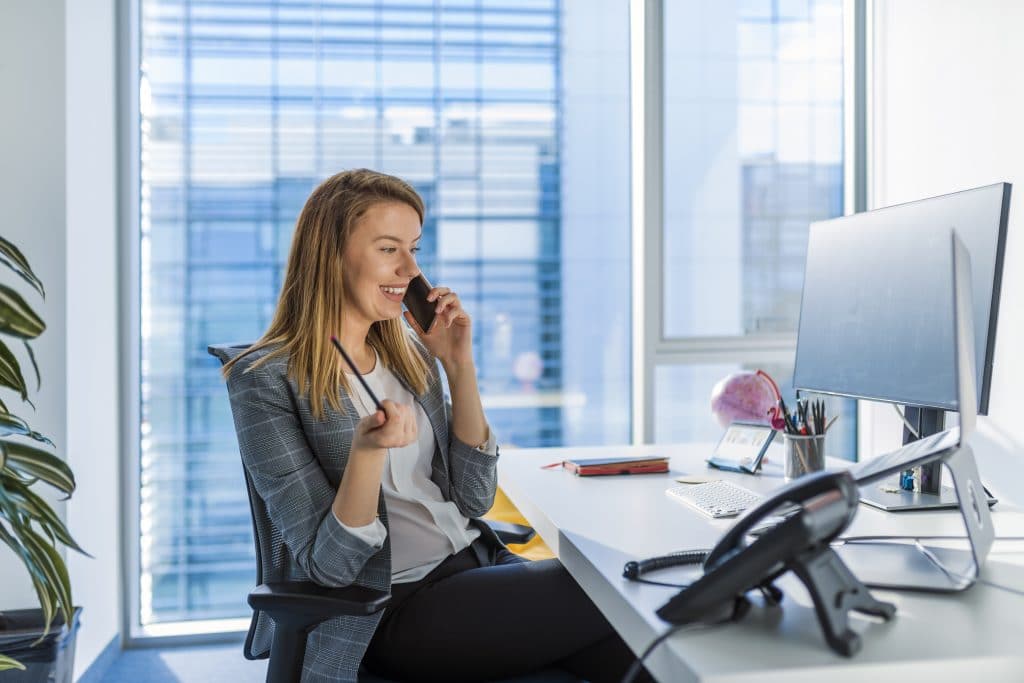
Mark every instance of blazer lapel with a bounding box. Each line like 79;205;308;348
393;368;447;455
326;387;361;472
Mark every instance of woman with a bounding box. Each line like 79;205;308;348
223;169;649;683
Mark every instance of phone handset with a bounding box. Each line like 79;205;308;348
704;470;858;570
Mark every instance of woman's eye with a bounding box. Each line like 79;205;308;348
381;247;397;254
411;246;421;254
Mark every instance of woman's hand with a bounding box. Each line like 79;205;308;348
351;399;417;452
404;285;474;368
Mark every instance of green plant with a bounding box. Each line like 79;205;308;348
0;237;87;672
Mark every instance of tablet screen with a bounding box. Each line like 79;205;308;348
713;422;775;463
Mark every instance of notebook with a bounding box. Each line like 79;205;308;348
562;456;669;476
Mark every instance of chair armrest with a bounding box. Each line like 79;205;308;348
251;582;390;682
248;581;390;623
486;520;535;545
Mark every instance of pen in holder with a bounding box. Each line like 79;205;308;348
773;397;834;480
784;433;826;480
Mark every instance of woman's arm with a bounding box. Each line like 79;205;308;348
332;400;416;526
332;445;386;527
227;362;381;587
405;284;498;516
227;361;416;586
436;359;499;519
442;358;489;449
407;284;490;447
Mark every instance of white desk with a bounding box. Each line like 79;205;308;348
497;442;1024;683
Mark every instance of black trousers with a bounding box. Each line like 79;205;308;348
363;538;654;683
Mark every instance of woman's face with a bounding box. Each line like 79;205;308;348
341;201;422;328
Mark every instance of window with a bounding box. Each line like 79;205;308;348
651;0;856;451
135;0;629;631
129;0;857;638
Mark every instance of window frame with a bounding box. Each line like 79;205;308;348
628;0;869;443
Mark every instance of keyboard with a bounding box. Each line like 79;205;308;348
665;480;764;518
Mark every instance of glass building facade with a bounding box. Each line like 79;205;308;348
137;0;844;626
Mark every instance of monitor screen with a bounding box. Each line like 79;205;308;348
793;183;1010;413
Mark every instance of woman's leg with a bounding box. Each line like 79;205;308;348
363;546;651;682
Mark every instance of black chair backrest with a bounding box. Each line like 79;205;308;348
208;342;276;660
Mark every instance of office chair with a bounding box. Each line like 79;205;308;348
208;343;541;683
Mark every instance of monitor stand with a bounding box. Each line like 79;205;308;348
840;443;994;592
859;406;995;512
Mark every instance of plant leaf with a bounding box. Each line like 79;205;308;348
0;515;55;642
23;341;40;391
0;413;54;446
19;523;74;629
0;475;46;517
0;235;44;298
15;531;67;645
2;442;73;494
4;469;38;486
0;475;89;556
0;341;28;401
0;284;45;340
0;653;27;671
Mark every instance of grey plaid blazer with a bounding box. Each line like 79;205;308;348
221;342;500;683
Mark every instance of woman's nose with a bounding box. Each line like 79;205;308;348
399;252;419;277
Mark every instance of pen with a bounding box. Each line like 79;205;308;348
330;335;384;412
779;398;799;435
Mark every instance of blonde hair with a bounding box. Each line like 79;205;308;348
223;169;431;418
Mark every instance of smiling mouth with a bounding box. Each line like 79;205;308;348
381;285;406;296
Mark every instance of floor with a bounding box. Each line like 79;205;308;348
98;642;267;682
95;643;579;682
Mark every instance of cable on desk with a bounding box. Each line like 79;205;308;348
622;548;711;589
627;577;691;589
976;578;1024;597
619;618;732;683
837;534;1024;543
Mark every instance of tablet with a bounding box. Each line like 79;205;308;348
706;421;776;474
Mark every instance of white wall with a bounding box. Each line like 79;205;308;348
0;1;121;678
870;0;1024;505
0;0;68;611
65;0;122;676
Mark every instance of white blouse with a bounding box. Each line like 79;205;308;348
335;352;496;583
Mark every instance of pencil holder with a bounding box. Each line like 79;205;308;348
783;434;826;480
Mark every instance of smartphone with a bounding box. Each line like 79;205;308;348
403;274;436;332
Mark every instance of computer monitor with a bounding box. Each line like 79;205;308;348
794;183;1010;416
792;183;1010;507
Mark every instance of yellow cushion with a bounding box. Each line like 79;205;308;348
485;487;555;561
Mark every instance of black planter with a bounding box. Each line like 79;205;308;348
0;607;81;683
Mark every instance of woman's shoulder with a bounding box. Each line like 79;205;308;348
224;342;290;390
